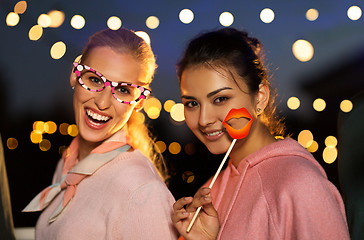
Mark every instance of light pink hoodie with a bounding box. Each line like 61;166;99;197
206;138;349;240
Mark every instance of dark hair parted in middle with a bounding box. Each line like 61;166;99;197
177;27;286;136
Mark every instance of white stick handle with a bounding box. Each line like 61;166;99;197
186;139;237;233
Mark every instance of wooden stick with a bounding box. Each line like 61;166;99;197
186;139;237;233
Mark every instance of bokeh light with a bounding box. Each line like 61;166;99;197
219;12;234;26
146;106;160;119
39;139;51;151
107;16;122;30
146;16;160;29
155;141;166;153
48;10;65;28
306;8;319;21
292;39;314;62
50;41;66;59
135;31;151;45
260;8;275;23
59;123;69;135
347;6;362;20
307;140;319;153
313;98;326;112
38;14;51;28
170;103;185;122
184;143;196;155
164;100;175;112
44;121;57;134
298;130;314;148
7;138;18;150
325;136;338;148
33;121;45;134
30;131;43;144
29;25;43;41
323;147;338;164
67;124;79;137
144;97;162;119
179;9;194;24
134;111;145;124
340;99;353;113
59;145;67;155
287;96;300;110
6;12;20;26
14;1;27;14
182;171;195;184
71;15;85;29
169;142;181;154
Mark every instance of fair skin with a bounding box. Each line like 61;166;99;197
70;47;146;160
173;64;276;239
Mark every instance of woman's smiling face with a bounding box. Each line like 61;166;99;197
70;46;146;144
180;65;257;155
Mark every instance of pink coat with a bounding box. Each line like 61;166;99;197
206;138;349;239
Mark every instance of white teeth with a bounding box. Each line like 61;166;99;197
86;109;110;122
206;130;223;136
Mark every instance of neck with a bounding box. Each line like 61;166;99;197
78;137;101;161
229;121;276;168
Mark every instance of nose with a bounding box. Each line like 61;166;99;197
94;85;113;110
198;104;215;127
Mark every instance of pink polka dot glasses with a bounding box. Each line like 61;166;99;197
73;62;151;104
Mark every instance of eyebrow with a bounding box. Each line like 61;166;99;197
181;87;233;100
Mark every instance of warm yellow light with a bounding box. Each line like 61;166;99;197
325;136;338;148
67;124;79;137
347;6;362;21
306;8;319;21
7;138;18;150
298;130;314;148
184;143;196;155
135;31;151;45
34;121;45;134
39;139;51;151
323;147;337;164
29;25;43;41
30;131;43;144
6;12;20;26
48;10;65;28
260;8;275;23
340;99;353;113
38;14;51;28
182;171;195;184
144;97;162;112
307;140;319;153
107;16;122;30
164;100;175;112
179;9;194;24
313;98;326;112
146;106;160;119
44;121;57;134
71;15;85;29
14;1;27;14
292;39;314;62
50;41;66;59
146;16;160;29
170;103;185;122
155;141;167;153
169;142;181;154
134;111;145;124
219;12;234;27
59;123;69;135
74;55;82;63
287;96;300;110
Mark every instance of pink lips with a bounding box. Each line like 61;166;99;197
223;107;253;139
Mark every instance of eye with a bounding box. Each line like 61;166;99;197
184;101;198;108
115;86;131;95
214;96;229;103
89;76;102;85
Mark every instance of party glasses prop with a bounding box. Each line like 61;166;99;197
73;62;151;104
187;107;253;233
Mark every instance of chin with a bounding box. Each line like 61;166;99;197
205;143;230;155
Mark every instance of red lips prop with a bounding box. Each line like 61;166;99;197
223;107;253;139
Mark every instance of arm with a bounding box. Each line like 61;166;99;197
172;187;220;240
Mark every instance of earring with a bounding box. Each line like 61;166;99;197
71;86;75;90
257;108;262;113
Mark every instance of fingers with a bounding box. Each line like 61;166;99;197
172;197;192;224
185;187;212;212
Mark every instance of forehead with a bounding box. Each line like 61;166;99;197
83;47;145;84
180;65;248;96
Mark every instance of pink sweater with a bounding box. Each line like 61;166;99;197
35;150;178;240
206;138;350;239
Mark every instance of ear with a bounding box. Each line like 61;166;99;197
70;71;77;88
134;98;146;112
256;84;270;115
